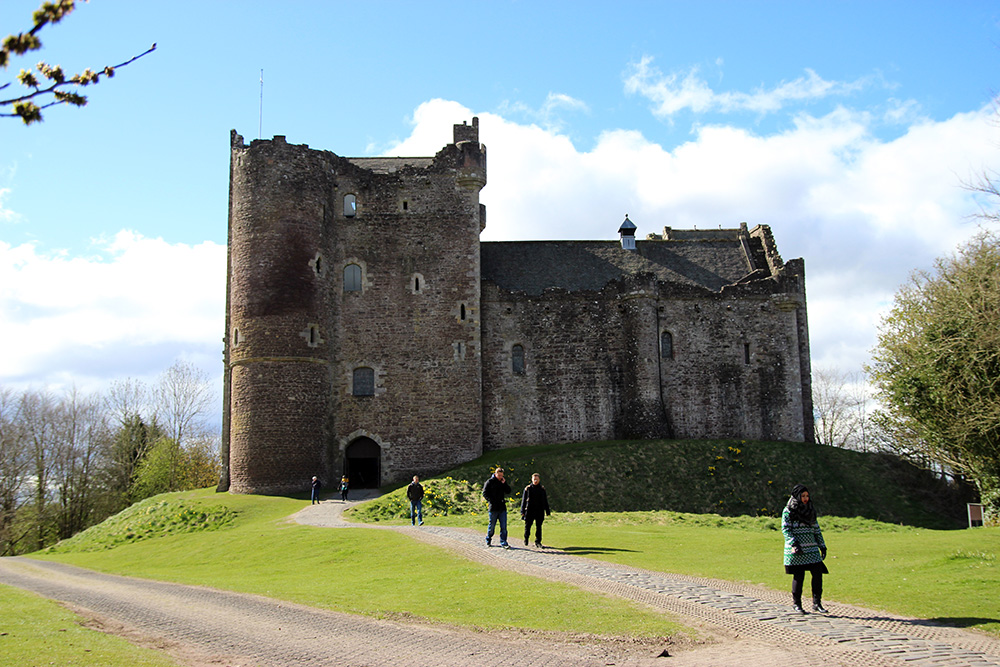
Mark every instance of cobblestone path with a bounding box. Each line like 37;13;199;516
294;498;1000;667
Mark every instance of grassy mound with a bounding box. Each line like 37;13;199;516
348;439;973;528
45;494;238;553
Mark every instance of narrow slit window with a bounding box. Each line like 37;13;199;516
512;344;525;374
744;342;751;365
353;367;375;396
344;194;357;218
660;331;673;360
344;264;362;292
460;304;466;321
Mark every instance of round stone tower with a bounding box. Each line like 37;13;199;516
224;132;334;494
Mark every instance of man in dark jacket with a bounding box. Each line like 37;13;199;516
406;475;424;526
520;472;551;547
482;467;511;548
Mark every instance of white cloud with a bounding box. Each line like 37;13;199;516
623;55;872;118
0;232;225;392
498;92;590;132
4;95;999;401
0;187;21;225
396;98;1000;378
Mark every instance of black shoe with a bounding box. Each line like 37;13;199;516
792;603;808;615
535;543;543;549
501;543;510;549
812;601;828;614
524;539;529;546
485;540;491;547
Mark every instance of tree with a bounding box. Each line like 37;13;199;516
154;360;214;447
812;367;870;450
1;0;155;124
0;388;30;555
867;231;1000;520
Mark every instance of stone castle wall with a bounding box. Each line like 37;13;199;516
481;264;811;450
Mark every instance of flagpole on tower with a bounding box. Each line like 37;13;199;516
258;69;264;139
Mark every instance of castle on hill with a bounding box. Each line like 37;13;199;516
220;117;814;494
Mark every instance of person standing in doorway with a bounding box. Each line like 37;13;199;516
482;467;511;548
310;476;321;504
407;475;425;526
521;472;551;547
340;476;350;501
782;483;829;614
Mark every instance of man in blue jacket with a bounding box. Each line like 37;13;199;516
482;467;512;548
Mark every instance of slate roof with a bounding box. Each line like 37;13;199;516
480;239;759;295
346;157;434;173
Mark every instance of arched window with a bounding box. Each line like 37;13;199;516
344;264;362;292
660;331;673;360
344;194;357;218
512;344;525;374
460;303;467;321
352;367;375;396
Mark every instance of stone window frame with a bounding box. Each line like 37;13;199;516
309;252;327;278
300;323;324;348
342;258;370;293
347;362;384;398
410;272;425;295
511;343;526;375
660;330;674;360
344;193;358;218
352;367;376;397
232;327;242;348
455;301;473;323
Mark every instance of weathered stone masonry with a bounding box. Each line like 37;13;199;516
221;118;813;494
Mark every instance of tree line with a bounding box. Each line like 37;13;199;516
0;360;219;555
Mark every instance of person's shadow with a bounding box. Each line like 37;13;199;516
835;614;1000;630
559;546;639;556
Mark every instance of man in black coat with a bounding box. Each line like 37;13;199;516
406;475;424;526
520;473;551;547
482;467;511;548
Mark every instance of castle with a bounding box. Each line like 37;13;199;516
220;118;814;494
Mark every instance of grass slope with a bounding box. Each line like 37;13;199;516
351;439;972;528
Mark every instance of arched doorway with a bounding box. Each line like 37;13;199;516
345;437;381;488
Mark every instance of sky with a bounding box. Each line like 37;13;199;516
3;1;1000;418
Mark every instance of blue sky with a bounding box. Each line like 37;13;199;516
3;1;1000;412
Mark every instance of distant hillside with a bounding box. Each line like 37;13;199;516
359;439;975;529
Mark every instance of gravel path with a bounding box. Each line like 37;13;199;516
1;494;997;667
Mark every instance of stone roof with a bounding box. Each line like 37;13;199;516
480;239;760;295
346;157;434;173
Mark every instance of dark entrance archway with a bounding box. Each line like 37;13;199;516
344;437;381;488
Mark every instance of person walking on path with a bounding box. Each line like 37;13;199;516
340;476;350;501
482;467;512;548
521;473;551;547
782;483;828;614
407;475;425;526
310;476;322;504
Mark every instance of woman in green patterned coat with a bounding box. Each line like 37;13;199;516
782;484;828;614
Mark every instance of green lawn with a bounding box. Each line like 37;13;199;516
32;490;684;640
0;584;180;667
